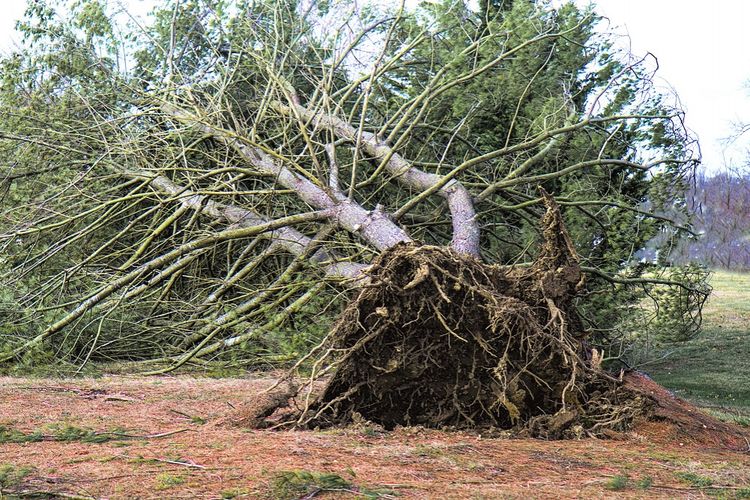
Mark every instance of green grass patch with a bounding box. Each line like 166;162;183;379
603;473;651;492
0;464;33;488
705;409;750;427
675;471;714;487
0;423;133;444
269;470;395;499
636;476;653;489
646;270;750;412
220;487;249;499
413;444;446;458
155;473;186;490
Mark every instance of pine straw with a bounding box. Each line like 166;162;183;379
252;193;652;438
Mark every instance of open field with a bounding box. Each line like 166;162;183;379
647;271;750;419
2;271;750;499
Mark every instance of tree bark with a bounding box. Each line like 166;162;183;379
130;170;368;279
162;104;413;253
272;101;481;256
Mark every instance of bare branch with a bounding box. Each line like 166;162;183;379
272;101;480;255
161;103;413;252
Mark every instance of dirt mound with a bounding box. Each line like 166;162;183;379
624;372;750;451
252;193;654;438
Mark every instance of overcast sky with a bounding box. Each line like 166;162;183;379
1;0;749;174
591;0;750;174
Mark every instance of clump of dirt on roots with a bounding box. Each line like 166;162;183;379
257;193;651;438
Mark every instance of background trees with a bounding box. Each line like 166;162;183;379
665;173;750;271
0;0;705;372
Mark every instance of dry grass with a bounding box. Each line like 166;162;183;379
1;375;749;499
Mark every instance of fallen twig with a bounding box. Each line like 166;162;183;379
153;458;207;469
110;428;191;439
104;395;139;402
117;455;207;469
169;409;195;419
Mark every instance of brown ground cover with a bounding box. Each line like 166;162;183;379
1;373;749;499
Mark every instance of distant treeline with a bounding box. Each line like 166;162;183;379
671;172;750;270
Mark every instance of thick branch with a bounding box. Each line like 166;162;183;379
0;210;330;364
582;266;709;294
162;104;413;252
128;170;367;279
273;101;481;256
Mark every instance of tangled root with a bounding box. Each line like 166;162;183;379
260;193;651;438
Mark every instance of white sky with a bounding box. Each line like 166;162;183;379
1;0;749;174
590;0;750;173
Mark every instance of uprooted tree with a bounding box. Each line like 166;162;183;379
0;0;709;433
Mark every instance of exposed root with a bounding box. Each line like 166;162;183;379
232;381;299;429
250;193;652;438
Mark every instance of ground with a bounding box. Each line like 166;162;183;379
1;271;749;499
647;271;750;418
1;374;749;499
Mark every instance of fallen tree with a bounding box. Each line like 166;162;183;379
0;0;708;417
